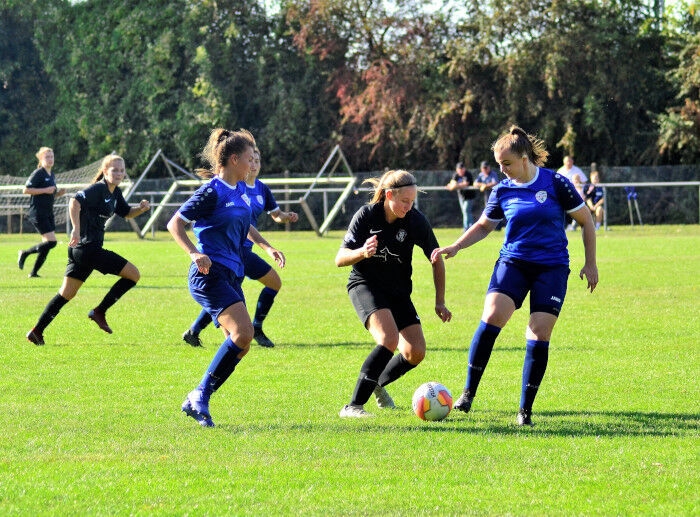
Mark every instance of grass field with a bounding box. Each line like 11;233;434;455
1;225;698;516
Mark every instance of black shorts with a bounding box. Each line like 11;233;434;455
348;283;420;331
65;245;128;282
29;212;56;235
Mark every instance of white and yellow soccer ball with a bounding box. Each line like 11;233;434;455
412;382;453;421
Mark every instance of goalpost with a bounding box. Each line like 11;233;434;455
1;145;356;237
138;144;356;237
0;156;133;235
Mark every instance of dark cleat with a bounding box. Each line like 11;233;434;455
26;328;45;346
182;329;203;347
253;327;275;348
88;308;113;334
517;409;534;427
28;272;41;278
18;250;28;270
453;390;474;413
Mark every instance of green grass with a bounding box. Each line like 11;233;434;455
0;225;698;516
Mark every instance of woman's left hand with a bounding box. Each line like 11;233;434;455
579;263;598;292
435;303;452;322
268;248;286;268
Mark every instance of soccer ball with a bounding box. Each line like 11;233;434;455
412;382;453;421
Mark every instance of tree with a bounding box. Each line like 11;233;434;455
657;2;700;164
285;0;455;170
0;0;61;176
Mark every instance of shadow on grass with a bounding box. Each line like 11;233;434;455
214;409;699;438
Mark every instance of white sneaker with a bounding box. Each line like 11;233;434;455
339;404;373;418
373;385;396;408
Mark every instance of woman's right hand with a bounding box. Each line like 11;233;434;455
69;229;80;248
430;245;459;263
362;234;378;259
190;252;211;274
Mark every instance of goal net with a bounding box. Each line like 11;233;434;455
0;157;129;233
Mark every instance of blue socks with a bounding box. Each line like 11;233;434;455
202;336;244;392
191;309;213;334
465;321;501;395
520;340;549;412
253;287;278;329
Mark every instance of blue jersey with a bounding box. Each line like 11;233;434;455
484;168;584;266
177;177;252;277
244;179;279;249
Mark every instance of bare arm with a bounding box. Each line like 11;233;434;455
167;213;211;274
248;225;285;268
431;254;451;322
570;206;598;292
269;208;299;224
430;215;497;263
68;198;82;248
125;199;151;219
335;234;378;267
24;186;57;196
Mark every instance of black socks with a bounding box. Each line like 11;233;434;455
350;345;394;406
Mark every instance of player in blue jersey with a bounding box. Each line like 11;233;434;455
18;147;66;278
337;169;452;418
181;147;298;348
25;154;151;345
431;126;598;426
168;128;286;427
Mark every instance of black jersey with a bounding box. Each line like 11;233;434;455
73;180;130;247
25;167;57;217
342;203;439;297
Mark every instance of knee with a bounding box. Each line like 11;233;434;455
58;288;77;301
124;266;140;283
403;348;425;365
264;272;282;291
232;321;254;348
46;241;57;250
377;332;400;351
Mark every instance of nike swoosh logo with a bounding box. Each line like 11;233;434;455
104;198;112;203
369;229;382;234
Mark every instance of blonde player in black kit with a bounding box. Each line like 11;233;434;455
25;154;150;345
18;147;66;277
337;170;452;418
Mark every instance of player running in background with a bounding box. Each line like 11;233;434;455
18;147;66;278
431;125;598;426
168;128;286;427
181;146;298;348
25;154;150;345
337;169;452;418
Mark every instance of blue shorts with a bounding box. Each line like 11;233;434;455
242;247;272;280
188;261;245;326
348;283;420;331
487;258;570;316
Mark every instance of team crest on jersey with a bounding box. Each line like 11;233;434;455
242;193;251;206
535;190;547;203
395;229;407;242
256;195;263;205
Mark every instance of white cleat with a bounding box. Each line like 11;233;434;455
373;385;396;409
339;404;373;418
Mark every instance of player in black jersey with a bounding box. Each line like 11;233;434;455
18;147;66;277
337;169;452;417
25;154;150;345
